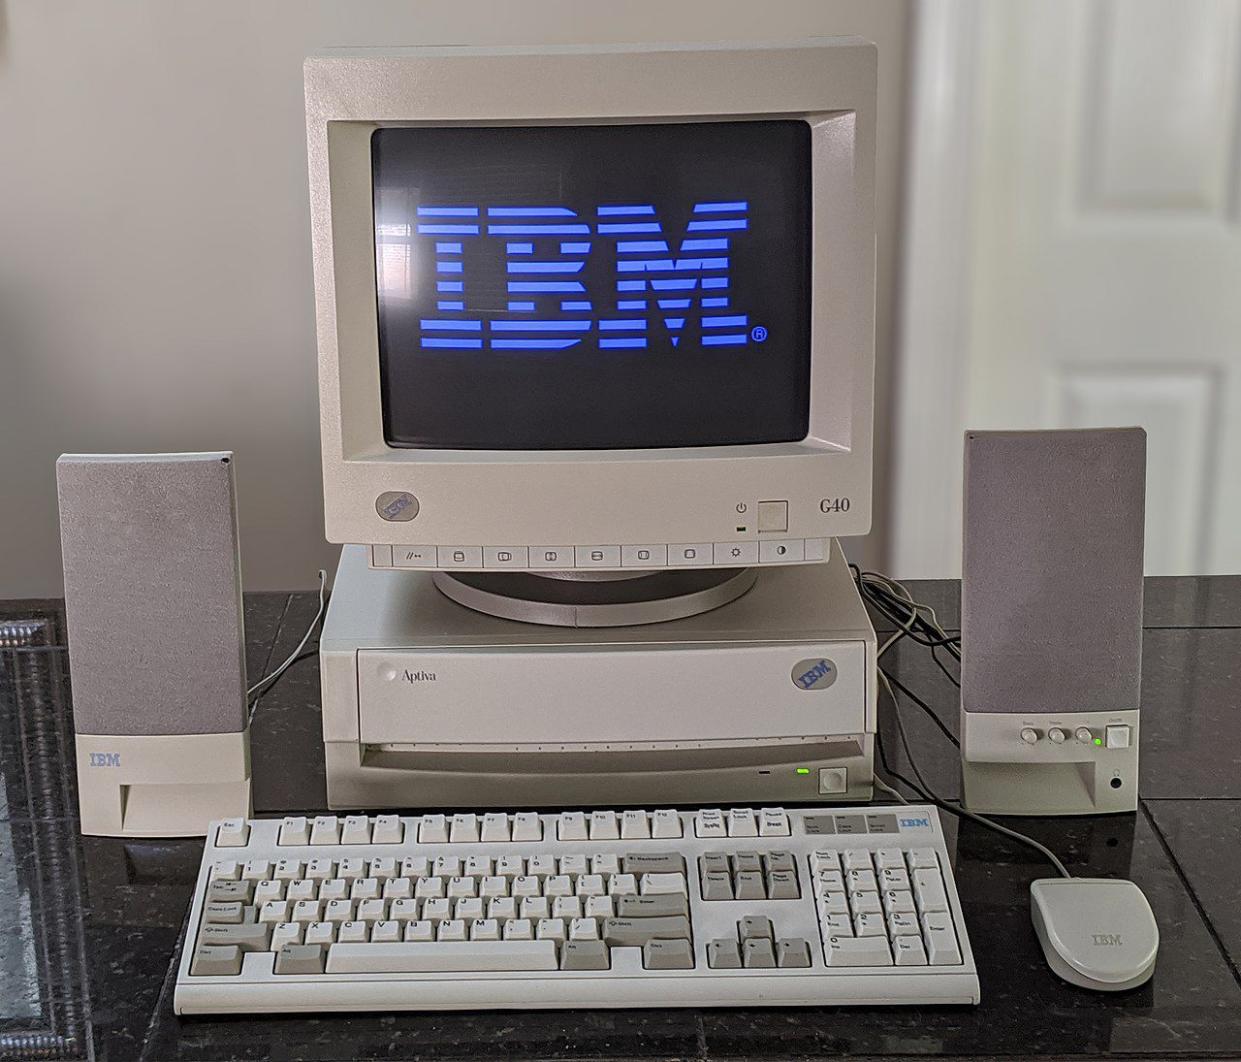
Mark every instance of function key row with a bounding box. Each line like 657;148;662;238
211;852;685;885
216;809;793;849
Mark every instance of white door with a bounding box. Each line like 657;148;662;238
892;0;1241;576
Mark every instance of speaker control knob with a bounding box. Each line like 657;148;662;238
1075;726;1094;744
1048;727;1066;744
1020;727;1039;745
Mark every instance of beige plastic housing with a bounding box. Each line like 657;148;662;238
75;732;252;838
304;40;877;569
960;710;1139;815
320;542;877;810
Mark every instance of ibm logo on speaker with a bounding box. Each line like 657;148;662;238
89;752;122;767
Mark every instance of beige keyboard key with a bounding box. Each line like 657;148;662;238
272;922;302;950
326;940;560;973
371;920;401;943
404;920;434;942
561;939;610;970
451;818;479;843
190;944;242;976
776;939;812;968
337;920;368;944
304;921;335;946
602;916;692;947
640;872;687;896
651;809;682;839
512;812;542;842
503;918;534;941
199;923;271;953
645;938;694;970
481;812;510;842
341;815;371;845
823;935;891;967
372;814;404;845
203;901;243;924
894;936;928;966
621;810;650;839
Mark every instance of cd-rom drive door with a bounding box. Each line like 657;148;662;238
357;642;866;748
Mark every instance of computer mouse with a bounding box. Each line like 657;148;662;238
1030;877;1159;991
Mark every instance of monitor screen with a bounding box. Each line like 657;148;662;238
372;120;812;450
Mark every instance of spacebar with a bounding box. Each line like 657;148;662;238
325;941;560;973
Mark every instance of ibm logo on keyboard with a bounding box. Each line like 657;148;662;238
409;201;763;353
899;817;931;829
791;658;836;691
89;752;121;767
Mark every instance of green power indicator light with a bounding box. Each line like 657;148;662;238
796;767;811;775
1093;737;1103;746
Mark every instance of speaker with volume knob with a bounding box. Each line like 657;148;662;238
959;428;1145;815
57;452;252;836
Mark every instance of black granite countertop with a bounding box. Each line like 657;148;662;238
1;577;1240;1061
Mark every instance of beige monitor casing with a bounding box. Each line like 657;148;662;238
304;40;877;571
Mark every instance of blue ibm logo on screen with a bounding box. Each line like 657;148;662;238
412;202;763;352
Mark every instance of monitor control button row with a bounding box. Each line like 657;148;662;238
369;539;826;570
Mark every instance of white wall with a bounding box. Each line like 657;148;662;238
0;0;908;595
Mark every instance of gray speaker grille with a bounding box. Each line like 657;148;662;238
56;453;247;736
961;428;1145;716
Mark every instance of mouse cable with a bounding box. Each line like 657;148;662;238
858;568;1072;879
874;679;1071;879
247;570;328;708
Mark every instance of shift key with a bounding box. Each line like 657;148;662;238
199;922;272;952
602;916;691;947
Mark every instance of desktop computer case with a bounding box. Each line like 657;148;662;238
320;541;876;810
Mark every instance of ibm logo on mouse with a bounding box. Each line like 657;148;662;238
89;752;121;767
1092;933;1123;947
791;658;837;691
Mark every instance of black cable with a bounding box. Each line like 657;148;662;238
850;566;962;654
874;727;933;803
930;644;961;688
882;668;961;748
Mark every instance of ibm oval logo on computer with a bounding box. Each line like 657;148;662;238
375;491;419;522
791;657;836;691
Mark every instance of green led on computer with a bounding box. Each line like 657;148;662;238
796;767;811;775
1094;737;1103;746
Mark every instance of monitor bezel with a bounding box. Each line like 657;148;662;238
307;41;876;555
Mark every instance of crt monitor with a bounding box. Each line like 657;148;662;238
305;40;876;573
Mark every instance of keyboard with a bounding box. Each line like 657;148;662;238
173;804;979;1013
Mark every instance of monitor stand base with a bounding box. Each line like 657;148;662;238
431;567;756;627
